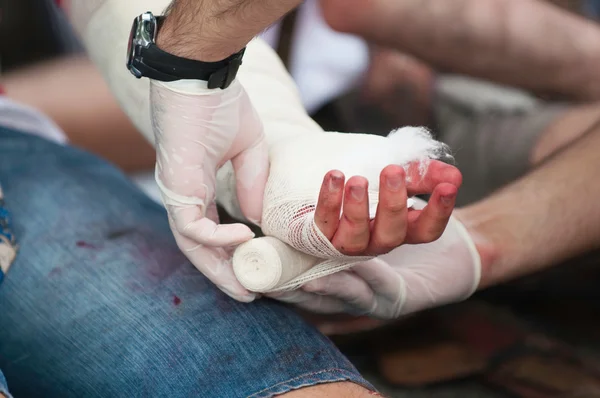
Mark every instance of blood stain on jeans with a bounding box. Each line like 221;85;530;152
173;295;182;306
76;241;97;249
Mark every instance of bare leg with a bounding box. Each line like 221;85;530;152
281;382;377;397
456;114;600;288
320;0;600;101
1;55;155;173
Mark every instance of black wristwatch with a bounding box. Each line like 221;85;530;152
126;11;245;89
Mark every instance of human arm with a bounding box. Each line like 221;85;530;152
156;0;302;61
321;0;600;101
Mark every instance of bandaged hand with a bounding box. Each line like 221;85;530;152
230;125;458;291
218;38;480;316
151;79;269;300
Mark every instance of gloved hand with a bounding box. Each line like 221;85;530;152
151;79;269;300
67;0;269;301
269;198;481;319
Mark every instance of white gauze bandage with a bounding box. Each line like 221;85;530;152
222;40;451;293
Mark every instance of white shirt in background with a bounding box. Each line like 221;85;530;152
260;0;369;114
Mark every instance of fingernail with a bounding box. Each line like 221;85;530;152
386;174;403;192
329;174;343;192
441;194;455;205
350;185;365;201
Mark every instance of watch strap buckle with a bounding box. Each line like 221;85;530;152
207;49;245;89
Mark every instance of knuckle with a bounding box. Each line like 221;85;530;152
383;200;408;214
344;212;369;225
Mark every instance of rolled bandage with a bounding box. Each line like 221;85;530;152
233;237;319;292
233;198;416;293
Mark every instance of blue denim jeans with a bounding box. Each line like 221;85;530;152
585;0;600;19
0;127;374;397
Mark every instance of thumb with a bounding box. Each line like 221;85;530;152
232;137;270;226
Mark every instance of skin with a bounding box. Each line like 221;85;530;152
313;161;461;256
156;0;303;61
320;0;600;102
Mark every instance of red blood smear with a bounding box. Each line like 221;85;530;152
173;295;182;306
76;241;97;249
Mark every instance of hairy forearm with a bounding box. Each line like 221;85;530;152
330;0;600;101
157;0;302;61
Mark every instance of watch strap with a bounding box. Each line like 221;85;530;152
131;16;245;89
138;44;245;88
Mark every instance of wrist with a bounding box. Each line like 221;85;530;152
156;16;247;62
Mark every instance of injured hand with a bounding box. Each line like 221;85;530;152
313;160;461;257
230;126;472;298
210;38;481;316
231;145;480;318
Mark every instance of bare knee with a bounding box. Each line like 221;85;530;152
279;381;377;397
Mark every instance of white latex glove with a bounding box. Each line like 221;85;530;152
150;79;269;300
269;198;481;319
